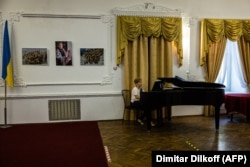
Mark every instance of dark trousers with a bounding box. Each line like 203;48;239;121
130;101;145;120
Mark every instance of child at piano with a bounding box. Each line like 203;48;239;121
131;77;155;126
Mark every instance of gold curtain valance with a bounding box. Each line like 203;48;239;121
200;19;250;66
116;16;183;66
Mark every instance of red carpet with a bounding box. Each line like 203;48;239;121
0;121;108;167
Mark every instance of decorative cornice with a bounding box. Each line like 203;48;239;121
112;3;183;17
0;12;2;23
0;11;21;24
100;73;114;85
101;15;113;23
9;12;22;23
0;75;26;87
13;75;26;87
188;17;198;27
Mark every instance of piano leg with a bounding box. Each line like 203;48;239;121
166;105;171;121
156;108;162;126
146;109;151;131
214;105;220;130
146;105;221;131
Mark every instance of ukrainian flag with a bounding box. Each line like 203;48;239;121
2;20;14;88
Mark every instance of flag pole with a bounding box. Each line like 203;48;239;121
1;20;12;128
4;80;7;125
1;80;11;128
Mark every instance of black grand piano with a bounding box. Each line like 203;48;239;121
140;76;225;131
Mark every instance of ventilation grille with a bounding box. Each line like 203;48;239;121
49;99;81;121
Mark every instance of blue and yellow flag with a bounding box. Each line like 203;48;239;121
2;20;14;88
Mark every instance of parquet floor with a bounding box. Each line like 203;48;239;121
98;114;250;167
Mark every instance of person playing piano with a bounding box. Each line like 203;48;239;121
130;77;155;126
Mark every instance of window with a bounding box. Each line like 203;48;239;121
216;39;248;93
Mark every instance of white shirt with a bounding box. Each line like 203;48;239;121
131;87;143;103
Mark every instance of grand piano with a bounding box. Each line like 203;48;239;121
140;76;225;131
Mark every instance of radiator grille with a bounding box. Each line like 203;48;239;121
49;99;81;121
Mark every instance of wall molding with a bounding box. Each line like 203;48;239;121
21;13;102;19
0;72;114;87
0;91;121;100
0;11;116;88
21;12;114;25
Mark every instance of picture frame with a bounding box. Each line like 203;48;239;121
22;48;48;65
80;48;104;65
55;41;73;66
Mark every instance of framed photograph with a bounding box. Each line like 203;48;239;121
55;41;72;66
22;48;48;65
80;48;104;65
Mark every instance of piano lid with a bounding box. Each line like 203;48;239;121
157;76;225;88
151;79;165;91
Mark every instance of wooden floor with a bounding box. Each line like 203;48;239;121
98;114;250;167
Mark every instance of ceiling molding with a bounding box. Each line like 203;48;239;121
112;3;183;17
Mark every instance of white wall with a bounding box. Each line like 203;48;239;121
1;0;249;124
0;94;122;124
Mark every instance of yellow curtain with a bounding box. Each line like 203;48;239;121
200;19;250;116
237;36;250;89
117;16;183;66
204;37;226;82
203;37;227;116
123;35;149;92
123;35;174;90
149;36;173;89
119;16;182;120
200;19;250;66
122;35;173;120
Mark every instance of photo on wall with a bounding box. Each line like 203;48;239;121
80;48;104;65
55;41;72;66
22;48;48;65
